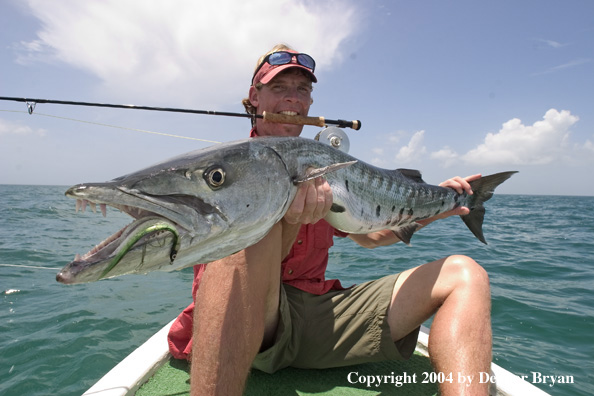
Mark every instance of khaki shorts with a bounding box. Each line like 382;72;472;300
252;273;420;373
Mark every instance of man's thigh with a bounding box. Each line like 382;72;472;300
291;274;420;369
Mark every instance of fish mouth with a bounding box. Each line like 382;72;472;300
57;211;182;284
56;185;215;284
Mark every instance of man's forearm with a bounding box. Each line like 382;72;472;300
191;224;283;396
280;219;302;259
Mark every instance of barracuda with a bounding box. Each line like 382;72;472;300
56;136;516;284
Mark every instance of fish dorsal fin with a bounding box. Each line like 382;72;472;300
294;161;357;184
396;168;425;183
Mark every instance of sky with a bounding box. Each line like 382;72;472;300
1;0;593;196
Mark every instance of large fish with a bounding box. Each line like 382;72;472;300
56;136;516;284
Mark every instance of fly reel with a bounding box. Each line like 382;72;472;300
314;126;350;154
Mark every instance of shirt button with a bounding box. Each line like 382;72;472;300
288;269;294;275
297;240;303;245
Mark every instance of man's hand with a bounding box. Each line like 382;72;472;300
284;177;333;225
439;174;481;195
437;174;482;218
419;174;482;224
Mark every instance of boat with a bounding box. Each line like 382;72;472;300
82;320;551;396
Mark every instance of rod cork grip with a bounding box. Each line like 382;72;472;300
263;111;326;127
351;120;361;130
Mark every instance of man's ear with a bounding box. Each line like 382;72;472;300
249;86;259;107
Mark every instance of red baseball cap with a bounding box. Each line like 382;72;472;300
252;50;317;86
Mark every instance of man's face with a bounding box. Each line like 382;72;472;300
249;69;313;137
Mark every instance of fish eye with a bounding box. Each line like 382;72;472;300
204;167;226;188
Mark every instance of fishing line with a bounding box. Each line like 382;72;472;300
0;263;62;270
0;109;221;144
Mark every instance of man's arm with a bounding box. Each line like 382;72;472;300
190;175;334;396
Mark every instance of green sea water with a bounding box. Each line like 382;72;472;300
1;185;592;396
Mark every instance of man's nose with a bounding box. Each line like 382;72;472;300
283;86;306;103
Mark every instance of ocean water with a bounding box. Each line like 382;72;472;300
1;184;592;396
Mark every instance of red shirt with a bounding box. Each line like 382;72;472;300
168;221;348;359
246;126;349;294
191;220;348;298
167;130;348;359
280;220;348;294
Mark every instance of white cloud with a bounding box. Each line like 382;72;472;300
386;130;408;144
533;38;568;49
371;147;384;156
17;0;360;106
395;130;426;163
460;109;578;166
430;146;458;167
532;58;591;76
369;109;588;170
0;118;47;137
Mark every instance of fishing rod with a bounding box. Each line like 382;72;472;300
0;96;362;130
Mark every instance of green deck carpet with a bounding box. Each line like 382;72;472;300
136;352;438;396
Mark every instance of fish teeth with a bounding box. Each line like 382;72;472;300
74;199;107;217
77;226;126;261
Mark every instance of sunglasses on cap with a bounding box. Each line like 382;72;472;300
252;51;316;84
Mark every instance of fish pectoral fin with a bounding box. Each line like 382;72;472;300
293;160;357;184
391;223;423;246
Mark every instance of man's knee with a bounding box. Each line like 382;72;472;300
444;255;490;291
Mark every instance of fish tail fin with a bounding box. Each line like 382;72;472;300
462;171;517;244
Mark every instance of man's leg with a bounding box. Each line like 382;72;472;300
388;255;492;396
190;223;283;396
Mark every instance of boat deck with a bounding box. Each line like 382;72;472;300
137;351;438;396
84;320;551;396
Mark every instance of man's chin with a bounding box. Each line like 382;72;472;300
257;127;303;138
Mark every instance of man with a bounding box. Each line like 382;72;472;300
168;44;492;396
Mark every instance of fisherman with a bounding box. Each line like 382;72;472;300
167;44;492;396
